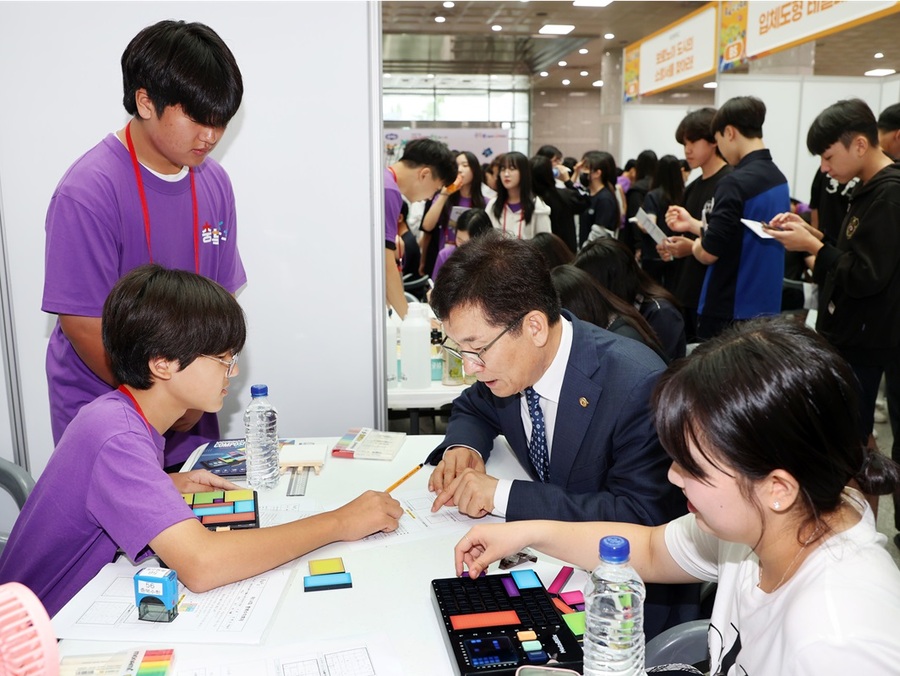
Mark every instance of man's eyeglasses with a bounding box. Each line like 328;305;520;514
200;353;239;378
440;314;526;368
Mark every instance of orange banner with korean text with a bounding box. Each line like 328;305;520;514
720;0;900;71
622;2;718;100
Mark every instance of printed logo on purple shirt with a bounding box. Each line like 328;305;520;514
201;221;228;245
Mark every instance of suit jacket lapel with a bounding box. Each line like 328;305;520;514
550;315;603;484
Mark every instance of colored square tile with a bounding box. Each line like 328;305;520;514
309;557;345;576
303;572;352;591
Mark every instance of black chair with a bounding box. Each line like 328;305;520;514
403;273;431;302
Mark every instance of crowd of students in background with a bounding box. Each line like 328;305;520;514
395;97;900;550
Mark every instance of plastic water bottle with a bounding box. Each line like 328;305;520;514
400;302;431;389
386;309;402;388
583;535;646;675
243;384;280;489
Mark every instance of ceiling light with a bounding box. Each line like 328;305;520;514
443;1;455;7
604;33;615;39
427;73;435;79
874;52;885;59
540;71;549;77
558;60;568;67
579;48;589;55
671;92;690;99
574;0;614;6
580;70;589;76
562;79;571;85
434;16;446;23
703;81;718;88
384;73;392;78
592;80;604;87
866;68;896;77
492;24;503;31
540;24;575;35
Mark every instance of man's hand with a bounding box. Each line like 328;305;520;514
170;469;240;493
168;408;205;433
428;446;485;494
432;469;498;517
329;490;404;541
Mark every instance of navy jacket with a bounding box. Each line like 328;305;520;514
428;312;686;526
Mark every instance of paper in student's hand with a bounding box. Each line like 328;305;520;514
741;218;775;239
634;207;667;244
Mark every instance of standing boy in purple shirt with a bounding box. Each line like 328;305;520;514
383;139;456;318
42;20;247;468
1;265;402;618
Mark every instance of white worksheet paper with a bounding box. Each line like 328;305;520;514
53;557;292;644
633;207;667;244
175;633;401;676
341;488;504;550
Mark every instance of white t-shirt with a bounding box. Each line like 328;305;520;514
665;489;900;675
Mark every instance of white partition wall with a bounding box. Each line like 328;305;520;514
620;104;696;166
0;2;383;476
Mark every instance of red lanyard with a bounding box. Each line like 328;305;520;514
117;385;153;435
387;166;398;184
502;204;523;239
125;121;200;273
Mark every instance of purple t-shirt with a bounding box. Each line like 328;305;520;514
384;167;402;249
0;390;196;617
431;244;457;281
42;134;247;464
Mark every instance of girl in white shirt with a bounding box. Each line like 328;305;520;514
486;151;551;240
454;317;900;675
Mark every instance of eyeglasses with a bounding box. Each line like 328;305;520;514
200;353;239;378
440;314;526;368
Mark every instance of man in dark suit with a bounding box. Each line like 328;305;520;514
426;233;697;637
427;234;683;525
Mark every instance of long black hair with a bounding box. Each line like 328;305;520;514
493;151;537;224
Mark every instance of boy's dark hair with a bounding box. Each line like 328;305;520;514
455;208;493;239
877;103;900;132
807;99;879;155
675;107;717;145
122;20;243;128
103;264;246;389
399;138;457;186
623;159;637;172
710;96;766;139
536;144;563;162
430;232;560;332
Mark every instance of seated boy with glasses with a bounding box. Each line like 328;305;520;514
0;265;402;617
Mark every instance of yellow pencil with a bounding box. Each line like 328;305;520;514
386;463;424;493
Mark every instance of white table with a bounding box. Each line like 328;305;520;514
387;381;469;434
55;436;578;675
